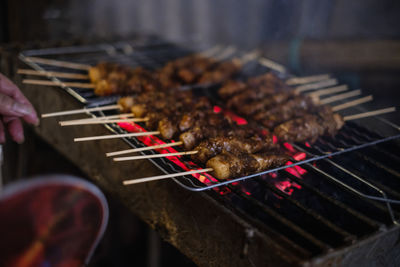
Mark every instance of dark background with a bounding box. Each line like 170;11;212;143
1;0;400;101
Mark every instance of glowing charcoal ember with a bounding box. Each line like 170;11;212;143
294;165;307;175
274;180;302;195
283;142;296;152
285;167;302;178
213;106;222;113
293;152;306;161
269;172;278;179
213;105;248;125
275;181;295;195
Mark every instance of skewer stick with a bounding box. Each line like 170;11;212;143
17;69;89;79
74;131;160;142
25;56;91;70
343;107;396;121
197;45;222;58
319;90;362;105
58;113;134;124
114;151;198;161
294;78;338;93
214;46;237;61
60;118;148;126
332;95;373;112
23;79;95;89
123;168;214;185
286;74;331;86
239;50;260;65
106;141;183;157
41;104;122;118
308;85;348;98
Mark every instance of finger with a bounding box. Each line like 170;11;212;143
0;73;28;101
0;74;39;125
21;108;39;126
0;120;5;143
0;92;37;118
4;116;24;144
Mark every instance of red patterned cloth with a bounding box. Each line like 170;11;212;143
0;176;108;267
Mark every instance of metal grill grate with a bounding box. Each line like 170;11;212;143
19;37;400;250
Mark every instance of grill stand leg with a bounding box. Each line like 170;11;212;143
147;228;161;267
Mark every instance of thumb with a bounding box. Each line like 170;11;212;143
0;92;34;117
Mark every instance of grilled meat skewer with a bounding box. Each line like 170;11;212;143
90;55;241;96
254;95;317;129
273;106;345;143
197;59;241;84
192;136;277;164
219;72;287;99
206;152;289;180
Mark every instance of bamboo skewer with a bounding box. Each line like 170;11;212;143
286;74;331;86
343;107;396;121
41;104;122;118
214;46;237;61
294;79;338;93
106;141;183;157
60;118;148;126
23;79;95;89
308;85;348;98
114;151;198;161
74;131;160;142
332;95;373;112
18;69;89;79
198;45;222;58
58;113;134;124
319;90;362;105
25;56;91;70
123;168;214;185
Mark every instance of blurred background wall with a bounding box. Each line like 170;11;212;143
2;0;400;46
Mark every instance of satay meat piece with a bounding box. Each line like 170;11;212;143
192;136;277;163
94;79;120;96
206;152;289;180
273;106;345;144
117;96;135;112
88;62;118;84
218;80;247;99
254;96;316;129
247;72;287;90
273;114;323;144
179;114;256;150
198;60;241;84
237;92;294;116
226;86;277;110
177;57;216;83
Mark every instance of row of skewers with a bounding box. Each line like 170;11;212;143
21;52;244;96
21;48;330;96
19;54;396;186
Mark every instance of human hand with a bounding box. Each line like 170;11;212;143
0;73;39;144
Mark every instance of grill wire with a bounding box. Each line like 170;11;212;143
20;37;400;258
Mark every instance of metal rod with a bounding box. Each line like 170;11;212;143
291;143;399;225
